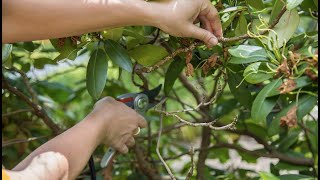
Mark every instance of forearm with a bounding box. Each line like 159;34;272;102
12;114;107;180
2;0;155;43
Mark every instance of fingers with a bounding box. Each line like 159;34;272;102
117;144;129;154
205;4;223;37
199;15;214;34
125;137;135;147
137;115;147;128
188;24;218;48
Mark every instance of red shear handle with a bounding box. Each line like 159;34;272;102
117;97;134;103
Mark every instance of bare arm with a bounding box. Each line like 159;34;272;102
12;97;147;180
3;0;222;47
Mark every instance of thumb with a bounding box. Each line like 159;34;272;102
188;25;218;48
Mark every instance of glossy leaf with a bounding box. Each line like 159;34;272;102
228;45;268;60
222;11;238;30
269;0;286;24
164;57;185;95
228;56;268;64
101;28;124;41
277;130;300;151
259;172;280;180
251;78;282;123
279;174;314;180
2;44;12;63
86;49;108;100
267;9;300;48
104;39;132;72
246;0;264;10
33;58;57;69
243;62;273;84
227;67;253;109
286;0;304;10
50;38;78;61
129;45;168;67
235;12;248;36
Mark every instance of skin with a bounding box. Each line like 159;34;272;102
11;97;147;180
2;0;222;47
2;0;222;179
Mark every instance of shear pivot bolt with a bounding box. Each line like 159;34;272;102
137;98;148;109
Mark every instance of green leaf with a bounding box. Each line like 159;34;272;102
238;150;257;163
286;0;304;10
86;49;108;100
297;95;317;120
243;62;274;84
277;130;300;151
246;0;264;10
268;95;317;136
246;121;268;140
227;67;253;109
33;58;57;69
222;11;238;30
306;121;318;152
210;99;239;119
274;162;311;171
50;38;78;61
301;0;318;11
129;45;168;67
251;78;282;124
23;41;37;52
104;39;132;72
259;172;280;180
123;28;147;43
2;44;12;63
164;57;185;95
101;28;124;41
279;174;314;180
235;12;248;36
228;45;268;59
229;56;268;64
269;0;286;24
267;9;300;49
35;81;73;104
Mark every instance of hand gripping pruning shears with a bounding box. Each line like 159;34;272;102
99;84;162;169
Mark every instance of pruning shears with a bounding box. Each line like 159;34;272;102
100;84;162;169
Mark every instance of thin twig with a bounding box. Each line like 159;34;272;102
185;146;194;180
154;98;238;130
2;75;62;135
156;103;177;180
2;136;48;147
136;6;287;73
2;109;33;118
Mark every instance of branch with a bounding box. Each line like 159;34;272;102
196;127;211;180
136;6;287;73
2;109;33;118
178;74;202;104
154;98;237;130
2;136;48;147
2;75;62;135
185;146;195;180
155;142;314;167
134;145;161;180
156;103;177;180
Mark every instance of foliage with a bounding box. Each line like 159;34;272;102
2;0;318;179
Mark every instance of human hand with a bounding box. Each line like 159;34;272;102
6;151;68;180
89;97;147;154
150;0;223;48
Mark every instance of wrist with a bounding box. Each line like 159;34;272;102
83;112;112;146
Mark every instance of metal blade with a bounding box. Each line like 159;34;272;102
141;84;162;102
